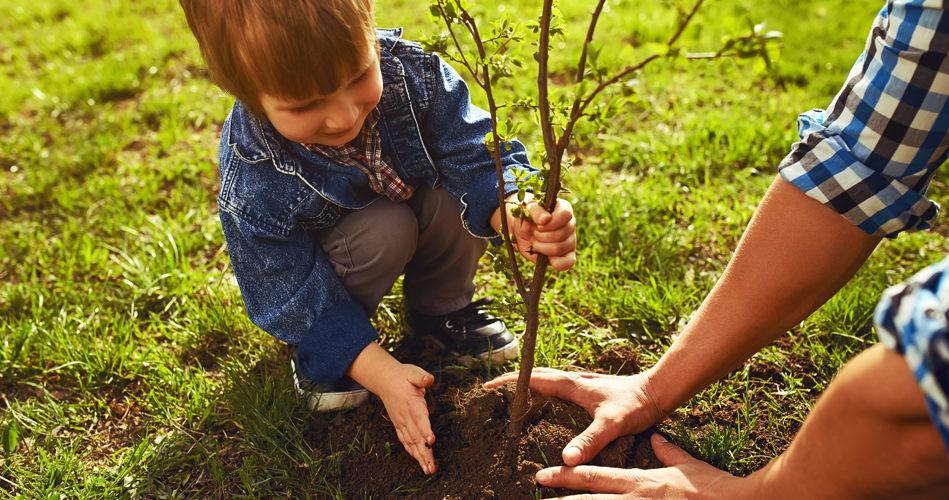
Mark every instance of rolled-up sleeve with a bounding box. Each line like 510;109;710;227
420;54;535;238
778;1;949;237
875;256;949;456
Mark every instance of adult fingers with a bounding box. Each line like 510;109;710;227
482;370;519;389
483;368;584;399
650;434;697;467
562;414;626;466
536;466;635;494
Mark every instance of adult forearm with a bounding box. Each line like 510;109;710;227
742;344;949;500
648;176;882;414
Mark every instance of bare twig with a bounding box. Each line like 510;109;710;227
560;0;705;161
574;0;608;85
446;1;528;299
436;2;483;88
666;0;705;48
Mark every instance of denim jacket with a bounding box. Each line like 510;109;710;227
217;29;535;383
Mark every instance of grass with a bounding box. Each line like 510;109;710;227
2;0;948;496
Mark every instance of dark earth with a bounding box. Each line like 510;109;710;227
306;344;662;499
296;334;815;499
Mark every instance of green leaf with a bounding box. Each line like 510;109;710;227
509;121;522;137
3;424;18;454
753;57;767;75
484;131;496;152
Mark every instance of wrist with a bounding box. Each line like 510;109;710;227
639;367;672;425
346;342;401;394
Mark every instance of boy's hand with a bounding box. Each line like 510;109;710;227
494;193;577;271
375;362;437;474
347;342;437;474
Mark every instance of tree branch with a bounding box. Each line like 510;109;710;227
574;0;607;85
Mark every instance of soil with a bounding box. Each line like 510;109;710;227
303;344;663;499
298;332;821;499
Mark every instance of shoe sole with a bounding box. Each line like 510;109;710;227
291;359;370;412
301;389;370;412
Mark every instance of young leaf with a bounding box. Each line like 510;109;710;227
2;424;18;454
484;131;496;152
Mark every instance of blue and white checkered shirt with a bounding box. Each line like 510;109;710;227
875;256;949;455
779;0;948;238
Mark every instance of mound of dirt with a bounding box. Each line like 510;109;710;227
305;346;663;499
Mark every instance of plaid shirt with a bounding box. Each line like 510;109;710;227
305;109;415;203
875;256;949;456
779;1;948;238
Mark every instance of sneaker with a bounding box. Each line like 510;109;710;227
403;297;519;366
289;345;370;411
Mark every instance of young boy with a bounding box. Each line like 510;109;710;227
179;0;577;475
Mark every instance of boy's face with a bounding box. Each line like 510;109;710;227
260;47;382;147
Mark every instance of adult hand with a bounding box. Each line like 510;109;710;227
535;434;743;500
484;368;664;465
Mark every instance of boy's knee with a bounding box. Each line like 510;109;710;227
322;199;419;273
413;186;461;232
363;202;419;265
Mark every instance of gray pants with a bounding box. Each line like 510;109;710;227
318;185;488;318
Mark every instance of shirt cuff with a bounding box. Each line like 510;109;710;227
873;258;949;455
778;109;939;238
296;300;378;383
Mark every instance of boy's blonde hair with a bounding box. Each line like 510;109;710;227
180;0;377;120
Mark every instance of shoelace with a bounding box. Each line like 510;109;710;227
443;297;500;331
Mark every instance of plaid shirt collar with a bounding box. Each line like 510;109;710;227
304;109;414;203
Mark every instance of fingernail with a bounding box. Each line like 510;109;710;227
654;433;667;443
564;446;582;464
536;469;552;483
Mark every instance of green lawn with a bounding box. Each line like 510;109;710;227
2;0;947;497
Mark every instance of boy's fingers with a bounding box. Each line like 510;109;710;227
524;200;552;225
531;225;574;243
536;199;574;230
548;251;576;272
407;440;435;474
412;408;435;445
530;235;576;255
406;366;435;388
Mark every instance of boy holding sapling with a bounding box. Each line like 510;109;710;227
178;0;577;475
